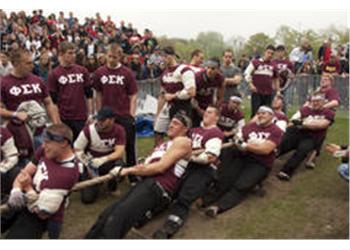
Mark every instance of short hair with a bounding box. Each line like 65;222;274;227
321;72;334;81
58;41;76;55
46;124;73;144
207;104;221;117
266;44;276;51
223;48;233;56
8;48;30;66
108;43;123;54
276;45;286;51
191;49;203;59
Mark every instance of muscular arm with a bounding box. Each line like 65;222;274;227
246;140;277;155
122;137;191;176
302;118;331;130
12;162;37;191
43;96;61;124
105;145;125;162
323;100;339;109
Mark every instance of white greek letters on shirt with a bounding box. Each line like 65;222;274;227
33;161;49;191
9;83;42;96
100;75;125;85
58;74;84;85
247;131;271;144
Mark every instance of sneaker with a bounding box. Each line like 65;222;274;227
277;171;290;181
205;206;219;218
305;161;316;170
152;218;181;239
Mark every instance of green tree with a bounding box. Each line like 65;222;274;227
243;32;275;58
195;31;226;58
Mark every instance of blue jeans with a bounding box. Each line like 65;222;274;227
337;163;349;182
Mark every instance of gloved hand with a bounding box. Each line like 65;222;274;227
109;166;123;177
91;156;109;169
291;119;303;129
8;188;26;209
76;151;92;166
234;138;248;151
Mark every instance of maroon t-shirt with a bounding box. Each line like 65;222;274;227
218;102;245;132
194;70;224;109
251;58;278;95
189;126;224;151
149;140;187;194
1;73;49;111
242;122;283;167
320;87;340;104
48;64;91;120
160;64;192;94
273;59;294;88
0;126;13;160
299;106;335;140
93;65;138;116
82;123;126;157
33;147;80;222
274;111;289;123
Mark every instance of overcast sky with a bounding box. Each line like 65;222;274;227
4;1;349;41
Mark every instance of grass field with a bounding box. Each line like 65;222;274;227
55;105;349;239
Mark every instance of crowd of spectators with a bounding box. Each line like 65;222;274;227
0;9;349;81
0;9;163;80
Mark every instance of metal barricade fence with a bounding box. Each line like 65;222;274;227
136;75;349;110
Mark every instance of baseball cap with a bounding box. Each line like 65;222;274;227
257;106;274;115
173;113;192;128
161;46;180;59
95;106;116;121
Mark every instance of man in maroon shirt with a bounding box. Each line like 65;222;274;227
244;45;280;117
85;114;192;239
154;46;196;146
322;55;341;75
74;106;126;204
217;95;245;142
0;48;60;153
201;106;283;217
153;106;224;239
2;124;80;239
303;73;340;168
192;57;225;126
277;94;335;181
48;41;93;140
93;43;138;182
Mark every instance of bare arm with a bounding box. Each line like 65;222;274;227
12;162;37;190
106;145;125;162
246;140;277;155
273;78;280;93
95;91;102;111
43;96;61;124
302;119;331;130
323;100;339;110
129;94;137;117
122;137;191;176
